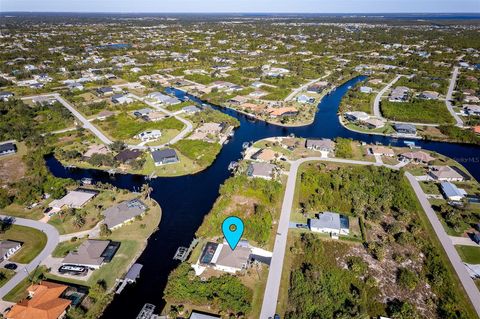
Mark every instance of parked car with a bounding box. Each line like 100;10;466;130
4;263;17;270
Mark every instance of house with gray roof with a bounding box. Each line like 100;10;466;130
62;240;114;269
305;138;335;152
0;142;16;156
102;199;147;230
440;182;466;201
0;240;22;262
309;212;349;239
151;149;179;166
247;162;275;180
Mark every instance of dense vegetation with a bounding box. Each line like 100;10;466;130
196;175;282;246
439;125;480;145
291;163;475;318
164;263;252;316
381;100;455;124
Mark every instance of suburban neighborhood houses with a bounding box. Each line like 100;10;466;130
0;9;479;319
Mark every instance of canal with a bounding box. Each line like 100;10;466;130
45;76;480;318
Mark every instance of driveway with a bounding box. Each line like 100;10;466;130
450;236;479;247
0;215;60;300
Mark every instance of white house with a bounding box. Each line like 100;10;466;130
137;130;161;142
111;94;133;104
309;212;349;239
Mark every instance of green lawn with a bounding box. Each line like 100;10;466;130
381;99;455;124
52;238;86;258
94;112;184;141
455;245;480;264
0;225;47;264
0;269;15;288
3;266;48;302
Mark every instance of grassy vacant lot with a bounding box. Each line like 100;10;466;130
455;245;480;264
174;140;221;167
0;225;47;264
381;99;455;124
0;204;44;220
94;112;184;141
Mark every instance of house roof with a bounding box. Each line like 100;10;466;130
48;190;96;209
251;149;277;161
370;146;395;156
189;311;221;319
268;107;298;117
310;212;341;230
429;166;463;180
6;281;71;319
305;138;335;150
213;244;251;271
62;240;110;266
0;240;21;256
102;199;146;229
441;182;465;199
114;149;142;162
151;149;178;163
401;151;435;163
248;162;275;177
0;142;16;153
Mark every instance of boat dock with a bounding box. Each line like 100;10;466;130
173;238;199;262
136;303;161;319
115;263;143;294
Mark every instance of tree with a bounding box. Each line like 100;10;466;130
397;268;419;291
0;189;12;209
100;224;112;237
109;141;126;152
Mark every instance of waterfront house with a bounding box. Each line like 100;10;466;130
49;189;98;211
62;239;117;269
440;181;466;201
360;86;373;94
189;311;221;319
137;130;162;142
399;151;435;164
363;117;386;129
102;199;147;230
111;94;133;104
5;281;72;319
228;95;249;105
394;123;417;135
308;212;349;239
151;149;179;166
83;144;110;158
198;241;251;274
0;142;17;156
182;105;201;114
251;148;278;162
305;138;335;152
428;166;464;182
369;146;395;157
115;149;142;164
268;107;298;118
247;162;275;180
297;95;315;104
147;92;181;105
0;240;22;262
345;111;370;122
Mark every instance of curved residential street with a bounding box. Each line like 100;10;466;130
260;157;480;318
0;215;60;300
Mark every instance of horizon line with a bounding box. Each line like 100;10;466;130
2;11;480;14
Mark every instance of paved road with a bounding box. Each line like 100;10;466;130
373;74;403;118
445;67;464;127
130;94;193;149
22;94;113;145
260;156;394;319
450;235;480;247
405;173;480;317
0;215;59;300
284;73;330;102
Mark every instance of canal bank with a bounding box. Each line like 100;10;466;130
44;75;480;318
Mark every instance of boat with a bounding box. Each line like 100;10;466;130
80;177;93;185
136;303;156;319
242;142;251;150
228;161;238;171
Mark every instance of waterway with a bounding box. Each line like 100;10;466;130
45;76;480;318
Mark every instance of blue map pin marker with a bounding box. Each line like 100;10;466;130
222;216;244;250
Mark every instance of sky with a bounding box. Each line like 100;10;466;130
0;0;479;13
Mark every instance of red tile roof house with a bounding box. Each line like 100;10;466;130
6;281;71;319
